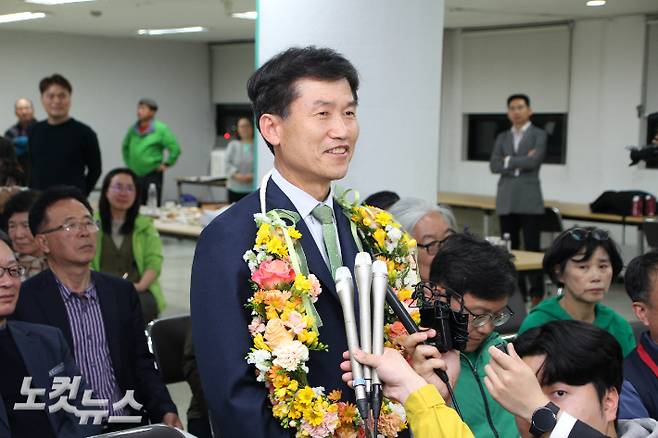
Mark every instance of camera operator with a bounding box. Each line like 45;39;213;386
340;339;473;438
410;233;519;438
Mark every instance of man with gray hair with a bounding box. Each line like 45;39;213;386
4;98;37;177
389;197;456;282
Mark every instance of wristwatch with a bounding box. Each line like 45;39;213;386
529;402;560;436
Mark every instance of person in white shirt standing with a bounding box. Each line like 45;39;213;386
490;93;547;306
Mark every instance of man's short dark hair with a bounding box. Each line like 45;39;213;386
543;226;624;287
429;233;517;300
624;251;658;303
2;190;41;232
507;93;530;107
363;191;400;211
514;320;623;401
29;186;93;236
39;74;72;95
138;98;158;111
247;46;360;154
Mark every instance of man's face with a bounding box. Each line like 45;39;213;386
452;292;509;352
507;98;532;127
137;104;156;123
413;212;451;282
8;212;39;256
237;118;253;141
35;199;97;266
265;78;359;194
632;271;658;343
557;246;612;305
515;355;617;438
41;84;71;122
15;99;34;124
0;242;22;322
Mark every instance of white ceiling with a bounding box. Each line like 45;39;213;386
0;0;657;42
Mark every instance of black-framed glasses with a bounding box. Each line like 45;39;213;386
39;220;99;235
567;227;609;242
463;305;514;328
0;265;26;278
417;230;456;256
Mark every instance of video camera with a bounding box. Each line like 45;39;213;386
628;144;658;166
412;282;469;352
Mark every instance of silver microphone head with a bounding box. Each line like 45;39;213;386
354;252;373;390
371;260;389;385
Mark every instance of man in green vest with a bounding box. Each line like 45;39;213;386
122;98;181;206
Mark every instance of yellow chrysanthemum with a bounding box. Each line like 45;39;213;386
287;227;302;239
375;211;393;227
407;238;417;248
304;405;325;426
397;288;412;301
271;372;290;389
293;274;312;291
327;390;342;402
266;237;288;257
296;386;315;405
272;402;289;419
297;329;318;346
253;334;270;351
256;223;271;246
385;259;395;274
373;228;387;249
362;217;372;227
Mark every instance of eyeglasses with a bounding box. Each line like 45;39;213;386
0;265;26;278
417;231;455;256
39;220;99;235
109;184;135;194
463;305;514;328
567;227;609;242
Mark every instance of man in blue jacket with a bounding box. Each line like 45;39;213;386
191;46;365;436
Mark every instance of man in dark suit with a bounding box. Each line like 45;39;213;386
489;94;547;305
191;47;366;436
0;236;95;438
12;186;182;432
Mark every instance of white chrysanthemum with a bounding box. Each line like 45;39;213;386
312;387;325;397
387;227;402;242
272;341;309;372
246;349;272;373
254;213;271;224
389;401;407;422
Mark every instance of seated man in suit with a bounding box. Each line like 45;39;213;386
489;93;547;305
12;186;182;432
485;320;658;437
191;47;368;436
0;235;94;437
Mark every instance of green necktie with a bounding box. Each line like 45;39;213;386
311;204;343;279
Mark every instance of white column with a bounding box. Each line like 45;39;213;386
255;0;444;203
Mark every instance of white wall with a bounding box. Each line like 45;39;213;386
440;16;652;204
0;30;214;201
256;0;444;203
211;42;255;104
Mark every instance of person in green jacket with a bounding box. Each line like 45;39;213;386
518;226;636;357
91;168;165;324
122;98;181;206
411;233;520;438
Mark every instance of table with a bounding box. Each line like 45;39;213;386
154;220;203;240
511;250;544;271
438;191;648;252
176;176;227;200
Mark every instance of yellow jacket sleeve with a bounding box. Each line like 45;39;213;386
404;384;475;438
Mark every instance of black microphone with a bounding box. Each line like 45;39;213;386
384;286;450;384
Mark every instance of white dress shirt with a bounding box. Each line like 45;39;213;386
504;121;532;177
271;168;342;267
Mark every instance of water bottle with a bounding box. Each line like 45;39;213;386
147;183;158;212
502;233;511;252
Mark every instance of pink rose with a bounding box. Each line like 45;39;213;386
251;259;296;290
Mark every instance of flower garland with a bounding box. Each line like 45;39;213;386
243;193;418;437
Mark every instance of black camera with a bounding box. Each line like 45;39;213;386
413;283;469;352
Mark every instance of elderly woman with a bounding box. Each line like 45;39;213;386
389;197;457;282
3;190;47;279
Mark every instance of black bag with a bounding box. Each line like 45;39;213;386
590;190;652;216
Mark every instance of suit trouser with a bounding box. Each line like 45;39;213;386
499;213;544;299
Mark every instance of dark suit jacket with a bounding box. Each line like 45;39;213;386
489;124;547;215
13;269;177;424
190;179;361;437
0;320;97;438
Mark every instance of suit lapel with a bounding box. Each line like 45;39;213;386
517;125;534;154
39;271;74;349
265;180;336;299
92;272;122;372
10;322;51;393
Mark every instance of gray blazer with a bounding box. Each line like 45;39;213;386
489;124;547;215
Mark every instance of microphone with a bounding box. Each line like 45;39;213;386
354;252;373;397
370;260;388;433
335;267;369;423
384;285;451;385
